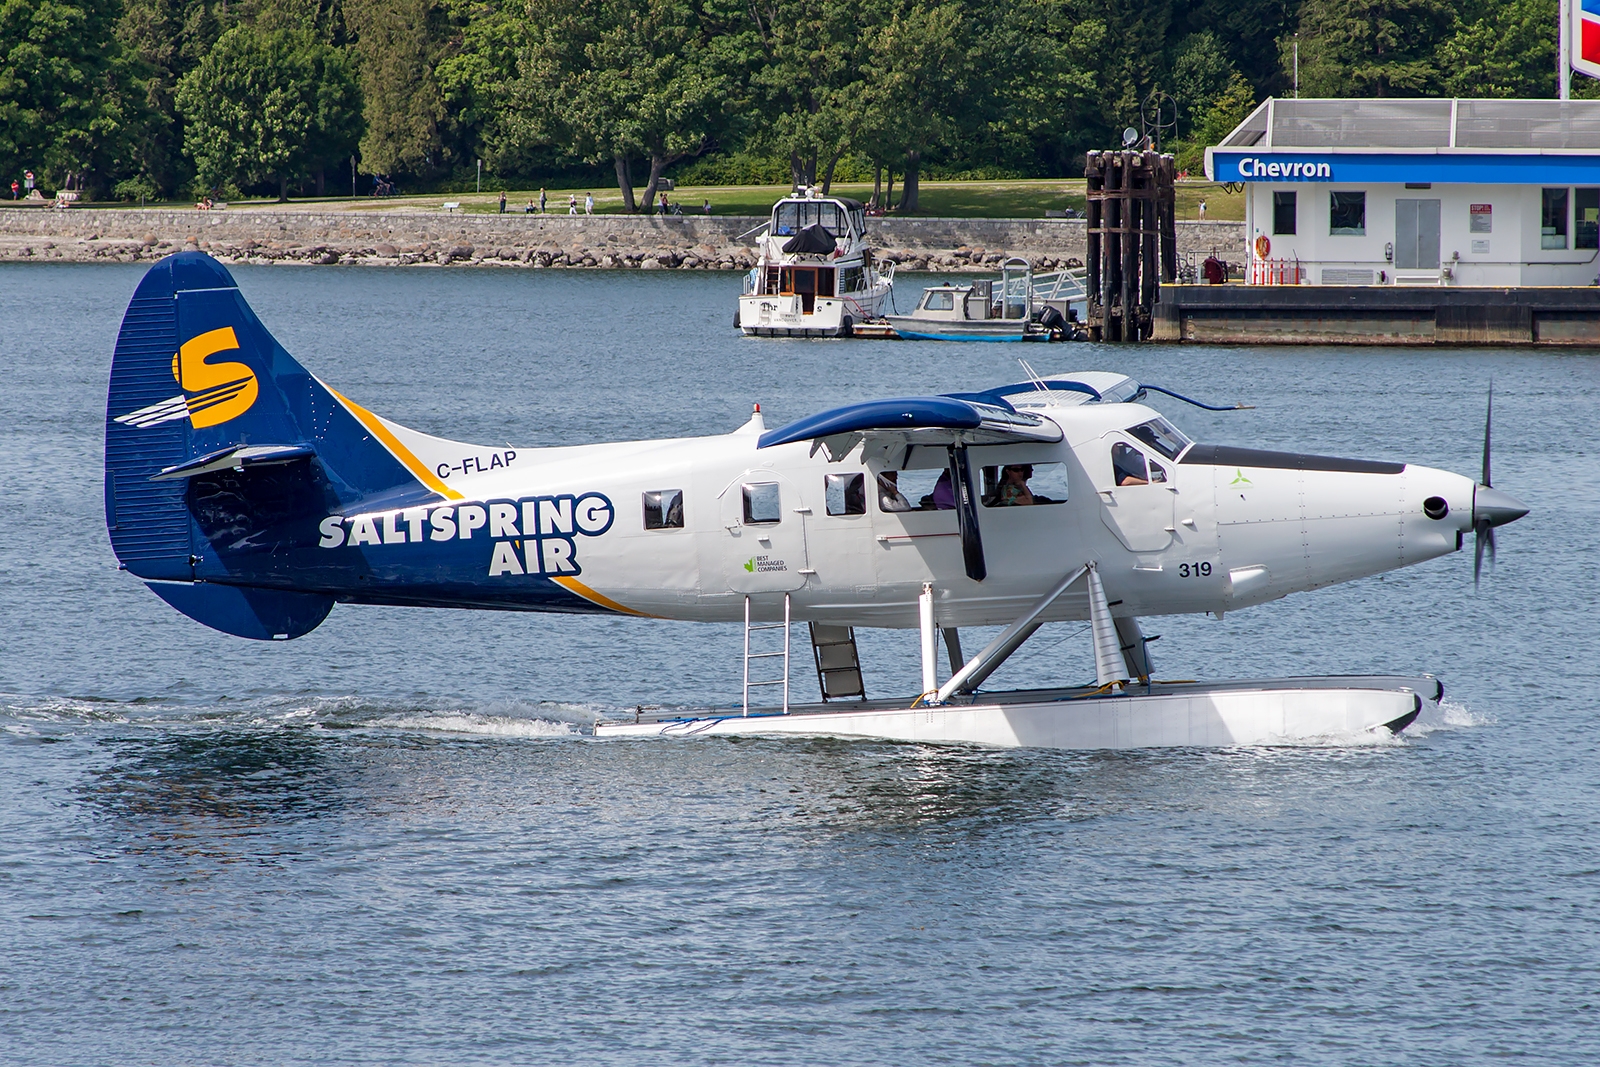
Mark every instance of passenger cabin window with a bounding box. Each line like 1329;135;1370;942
1543;188;1570;249
1330;191;1366;235
1578;188;1599;250
1112;442;1150;486
980;462;1068;507
925;290;955;311
742;482;782;524
642;489;684;529
878;467;953;511
825;473;866;515
1127;417;1191;460
1273;191;1297;235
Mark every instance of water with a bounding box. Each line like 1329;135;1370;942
3;263;1598;1065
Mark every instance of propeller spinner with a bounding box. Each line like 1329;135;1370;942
1472;384;1529;585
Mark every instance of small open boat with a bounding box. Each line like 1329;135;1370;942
883;258;1084;342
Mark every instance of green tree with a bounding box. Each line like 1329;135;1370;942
346;0;448;178
1437;0;1556;98
1168;31;1238;133
0;0;141;196
519;0;731;213
1292;0;1455;97
743;0;862;189
858;1;974;212
175;24;361;199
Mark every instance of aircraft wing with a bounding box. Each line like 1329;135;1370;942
758;395;1063;461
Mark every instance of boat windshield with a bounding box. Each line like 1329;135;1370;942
774;200;852;238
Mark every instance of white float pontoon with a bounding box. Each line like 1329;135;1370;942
594;564;1437;750
738;190;894;337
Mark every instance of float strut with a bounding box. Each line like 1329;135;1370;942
932;565;1088;704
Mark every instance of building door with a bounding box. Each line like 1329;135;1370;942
1395;199;1441;269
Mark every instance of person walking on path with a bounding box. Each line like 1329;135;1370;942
585;193;594;215
9;180;16;199
538;188;547;213
702;198;711;215
1198;198;1207;220
568;194;577;215
498;191;506;214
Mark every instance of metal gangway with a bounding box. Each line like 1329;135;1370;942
993;258;1089;320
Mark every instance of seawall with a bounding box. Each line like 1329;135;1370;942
0;206;1243;270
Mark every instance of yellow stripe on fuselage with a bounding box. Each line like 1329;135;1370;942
326;386;463;501
551;576;655;617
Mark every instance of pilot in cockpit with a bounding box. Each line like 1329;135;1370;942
1112;442;1150;486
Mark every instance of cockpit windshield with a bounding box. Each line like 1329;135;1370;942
774;200;851;237
1127;417;1191;459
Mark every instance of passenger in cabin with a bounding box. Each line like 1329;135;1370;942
992;464;1037;506
928;470;956;510
1112;442;1150;486
877;471;911;511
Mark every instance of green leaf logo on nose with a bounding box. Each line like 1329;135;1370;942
744;558;755;572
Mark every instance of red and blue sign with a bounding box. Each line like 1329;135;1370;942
1576;0;1600;80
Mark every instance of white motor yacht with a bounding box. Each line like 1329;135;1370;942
738;190;894;337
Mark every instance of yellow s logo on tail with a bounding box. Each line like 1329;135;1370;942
170;327;258;428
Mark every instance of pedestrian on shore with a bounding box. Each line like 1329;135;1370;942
568;194;577;215
585;193;594;215
1198;198;1207;220
9;180;16;199
499;191;506;214
702;198;711;215
539;187;547;213
525;198;534;214
659;191;670;214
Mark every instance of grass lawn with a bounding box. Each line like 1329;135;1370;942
57;179;1243;221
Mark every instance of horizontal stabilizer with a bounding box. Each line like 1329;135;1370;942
146;582;334;640
758;396;1062;455
151;444;316;481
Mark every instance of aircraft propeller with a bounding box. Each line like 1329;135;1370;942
1471;383;1529;586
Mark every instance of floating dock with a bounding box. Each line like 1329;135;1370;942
1152;284;1600;345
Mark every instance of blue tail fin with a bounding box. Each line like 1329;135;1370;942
104;252;435;638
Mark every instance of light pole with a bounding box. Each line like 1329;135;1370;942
477;159;481;194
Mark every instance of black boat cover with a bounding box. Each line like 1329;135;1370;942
781;223;837;255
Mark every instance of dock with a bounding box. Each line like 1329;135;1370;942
1153;284;1600;345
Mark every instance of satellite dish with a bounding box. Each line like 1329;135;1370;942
1122;127;1139;147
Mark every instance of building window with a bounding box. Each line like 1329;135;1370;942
824;473;865;516
1330;191;1365;235
742;482;781;525
1542;188;1569;250
642;490;683;530
1578;189;1599;250
1273;191;1297;235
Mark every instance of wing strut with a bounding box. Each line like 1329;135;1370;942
932;565;1089;704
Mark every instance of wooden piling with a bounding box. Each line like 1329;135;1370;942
1085;150;1176;341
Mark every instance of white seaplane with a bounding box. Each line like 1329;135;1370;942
106;253;1527;749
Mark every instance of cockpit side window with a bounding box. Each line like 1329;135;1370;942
1148;461;1168;484
926;291;955;311
1112;442;1150;486
1127;417;1191;460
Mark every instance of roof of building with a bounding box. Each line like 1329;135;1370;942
1221;98;1600;152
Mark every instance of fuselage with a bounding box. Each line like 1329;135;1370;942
268;397;1479;629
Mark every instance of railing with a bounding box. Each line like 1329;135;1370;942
1249;258;1305;285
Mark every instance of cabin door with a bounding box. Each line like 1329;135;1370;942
719;469;810;592
1097;433;1176;553
780;267;831;313
1395;199;1441;269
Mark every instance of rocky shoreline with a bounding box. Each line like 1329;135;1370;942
0;207;1242;271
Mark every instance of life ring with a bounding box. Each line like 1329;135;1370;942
1254;235;1271;259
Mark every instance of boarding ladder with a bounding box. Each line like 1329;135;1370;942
742;594;791;715
808;623;865;701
